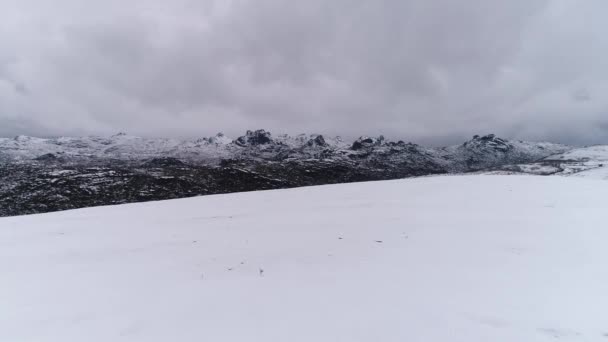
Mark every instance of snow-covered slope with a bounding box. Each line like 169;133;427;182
548;145;608;178
500;145;608;178
1;175;607;341
0;133;239;162
552;145;608;162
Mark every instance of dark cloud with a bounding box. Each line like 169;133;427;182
1;0;607;144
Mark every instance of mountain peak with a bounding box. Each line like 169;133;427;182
235;129;274;147
306;135;328;148
209;132;232;145
464;134;511;151
351;136;385;150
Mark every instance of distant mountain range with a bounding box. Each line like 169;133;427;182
0;130;568;168
2;129;605;217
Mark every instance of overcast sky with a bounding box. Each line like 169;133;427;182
1;0;607;145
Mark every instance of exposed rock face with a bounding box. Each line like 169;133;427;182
463;134;512;151
352;136;384;150
0;130;572;217
235;130;274;146
307;135;327;147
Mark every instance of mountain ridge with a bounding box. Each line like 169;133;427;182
0;130;570;166
0;130;585;217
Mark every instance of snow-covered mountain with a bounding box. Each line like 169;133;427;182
0;132;235;162
0;130;569;167
0;130;576;217
0;130;353;163
2;175;607;341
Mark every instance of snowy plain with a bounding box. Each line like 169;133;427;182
1;175;608;341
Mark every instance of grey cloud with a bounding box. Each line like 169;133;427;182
1;0;607;145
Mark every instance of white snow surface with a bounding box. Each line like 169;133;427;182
544;145;608;178
570;166;608;180
548;145;608;162
1;175;608;341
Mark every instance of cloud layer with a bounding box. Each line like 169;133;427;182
1;0;607;145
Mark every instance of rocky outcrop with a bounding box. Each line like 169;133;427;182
235;130;274;147
351;136;385;150
307;135;328;148
463;134;512;152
